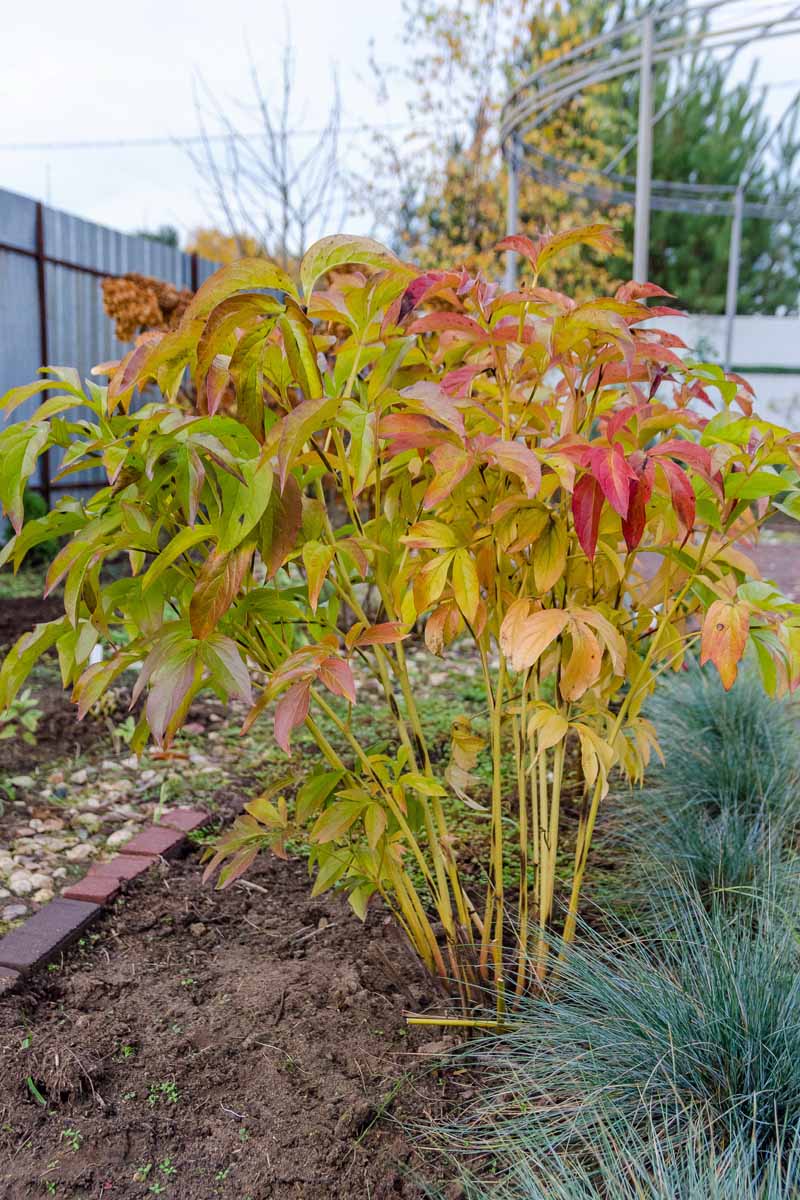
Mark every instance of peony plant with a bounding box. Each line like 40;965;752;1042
2;227;800;1020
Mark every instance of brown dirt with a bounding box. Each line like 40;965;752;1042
0;845;462;1200
0;595;64;650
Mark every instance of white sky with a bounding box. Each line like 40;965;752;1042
1;0;799;244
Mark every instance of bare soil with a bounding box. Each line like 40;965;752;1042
0;846;462;1200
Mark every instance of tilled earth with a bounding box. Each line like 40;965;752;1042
0;849;464;1199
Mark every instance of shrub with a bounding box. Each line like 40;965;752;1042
1;229;800;1015
624;660;800;900
434;882;800;1182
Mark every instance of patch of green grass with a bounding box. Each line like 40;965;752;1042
0;563;49;600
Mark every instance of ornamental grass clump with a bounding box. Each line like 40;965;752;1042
623;659;800;902
2;227;800;1016
448;1117;800;1199
432;883;800;1192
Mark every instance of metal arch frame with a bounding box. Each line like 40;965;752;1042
501;0;800;363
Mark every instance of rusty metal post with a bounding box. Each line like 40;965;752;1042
34;201;52;508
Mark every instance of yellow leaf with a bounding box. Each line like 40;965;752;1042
413;551;454;612
533;517;567;593
452;549;480;622
527;706;569;754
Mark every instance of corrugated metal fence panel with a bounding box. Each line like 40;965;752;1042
0;187;221;497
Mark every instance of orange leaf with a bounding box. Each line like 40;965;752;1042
560;619;603;702
189;543;253;640
700;600;750;690
500;607;569;674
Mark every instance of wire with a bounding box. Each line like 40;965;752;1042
0;120;417;153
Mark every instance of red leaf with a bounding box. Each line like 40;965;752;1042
658;459;696;531
189;543;253;640
423;444;474;509
399;382;466;438
205;355;230;417
407;312;489;342
572;474;604;560
484;439;542;498
441;365;486;397
262;474;302;580
378;413;451;456
397;271;462;322
355;622;409;647
650;439;712;476
590;443;637;518
622;459;655;551
318;658;356;704
274;679;311;754
497;226;618;276
615;281;674;302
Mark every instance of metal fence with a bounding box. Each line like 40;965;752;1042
0;187;220;502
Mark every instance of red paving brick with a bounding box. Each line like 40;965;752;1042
158;807;209;833
62;876;121;904
0;899;101;974
87;854;158;882
120;826;186;858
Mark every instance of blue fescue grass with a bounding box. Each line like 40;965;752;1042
426;880;800;1196
618;660;800;901
454;1118;800;1199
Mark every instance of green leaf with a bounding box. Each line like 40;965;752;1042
348;882;375;921
217;454;274;553
302;540;335;612
451;549;480;622
399;772;447;797
340;401;376;496
0;619;70;710
0;425;49;532
277;394;340;491
141;525;213;593
300;235;400;300
310;848;349;897
364;803;387;850
184;258;298;321
724;470;786;500
278;305;323;400
310;798;366;844
295;770;345;825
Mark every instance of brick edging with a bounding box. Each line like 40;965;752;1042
0;807;210;992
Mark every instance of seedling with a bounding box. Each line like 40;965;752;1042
60;1128;82;1153
147;1081;180;1106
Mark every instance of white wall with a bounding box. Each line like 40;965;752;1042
654;314;800;425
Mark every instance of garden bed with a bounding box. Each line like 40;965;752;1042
0;845;463;1199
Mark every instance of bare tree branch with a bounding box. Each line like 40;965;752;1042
188;36;346;268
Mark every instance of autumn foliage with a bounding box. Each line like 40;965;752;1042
2;227;800;1016
101;273;193;342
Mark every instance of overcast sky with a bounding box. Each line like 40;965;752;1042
1;0;799;245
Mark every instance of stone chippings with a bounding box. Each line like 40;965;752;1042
0;811;209;990
1;745;218;924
